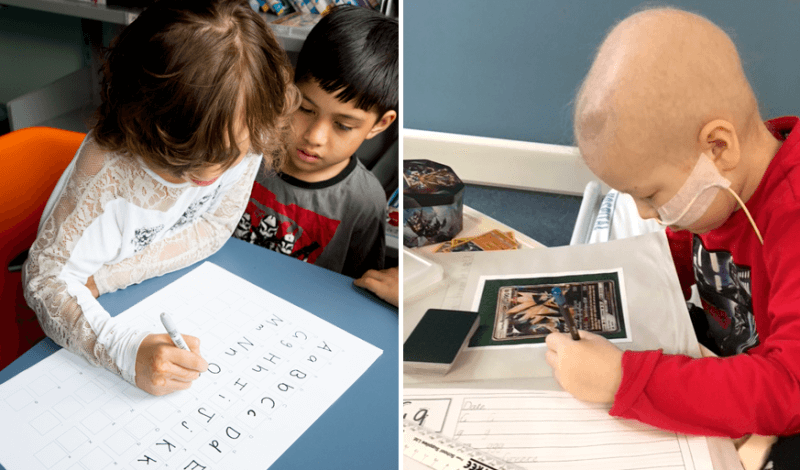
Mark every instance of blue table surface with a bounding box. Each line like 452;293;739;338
0;238;399;470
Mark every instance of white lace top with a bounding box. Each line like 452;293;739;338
22;133;261;385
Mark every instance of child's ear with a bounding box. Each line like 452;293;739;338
699;119;740;172
366;110;397;139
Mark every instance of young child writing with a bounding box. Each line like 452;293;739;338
22;0;299;396
232;5;398;279
545;7;800;466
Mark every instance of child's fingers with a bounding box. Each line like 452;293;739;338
578;329;593;340
357;277;385;296
145;375;194;396
353;275;377;290
357;267;398;284
372;266;398;281
169;362;202;383
153;359;202;384
355;275;389;294
136;334;208;395
165;378;194;392
142;356;202;396
147;333;207;373
545;331;567;351
182;335;206;356
359;269;381;281
85;275;100;298
355;271;389;289
357;269;387;285
169;347;208;374
183;334;200;350
175;335;209;372
354;272;399;307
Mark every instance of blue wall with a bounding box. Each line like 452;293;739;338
403;1;800;145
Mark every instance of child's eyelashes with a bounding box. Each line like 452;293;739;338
296;104;353;131
627;191;658;206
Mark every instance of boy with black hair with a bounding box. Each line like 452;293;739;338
233;5;397;278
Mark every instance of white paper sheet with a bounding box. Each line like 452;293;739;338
404;232;700;384
404;388;715;470
0;262;382;470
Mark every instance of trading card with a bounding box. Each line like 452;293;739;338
434;230;521;253
436;237;471;253
449;240;484;252
449;236;475;246
438;235;482;253
435;240;455;253
469;230;519;251
435;236;476;253
491;281;622;342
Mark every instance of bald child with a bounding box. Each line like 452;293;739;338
545;7;800;467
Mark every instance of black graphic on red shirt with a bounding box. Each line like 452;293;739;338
234;183;340;264
690;235;758;356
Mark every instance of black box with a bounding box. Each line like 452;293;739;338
402;159;464;248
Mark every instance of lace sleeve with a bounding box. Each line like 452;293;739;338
22;140;151;384
92;154;262;295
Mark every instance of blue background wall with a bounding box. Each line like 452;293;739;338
403;1;800;145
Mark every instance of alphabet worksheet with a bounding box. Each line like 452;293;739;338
0;262;382;470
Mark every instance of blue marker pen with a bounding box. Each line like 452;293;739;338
552;287;580;341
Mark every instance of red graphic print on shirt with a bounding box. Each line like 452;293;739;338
239;183;340;263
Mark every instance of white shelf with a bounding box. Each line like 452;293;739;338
1;2;312;135
261;12;311;53
2;2;307;51
39;102;95;134
1;0;140;24
6;67;94;131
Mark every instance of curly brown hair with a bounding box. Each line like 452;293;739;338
93;0;300;178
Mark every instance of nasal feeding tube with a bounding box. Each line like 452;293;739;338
654;153;763;245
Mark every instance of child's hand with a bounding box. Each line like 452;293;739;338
135;334;209;396
545;330;623;403
354;267;398;307
85;276;99;298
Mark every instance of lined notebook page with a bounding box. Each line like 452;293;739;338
404;388;714;470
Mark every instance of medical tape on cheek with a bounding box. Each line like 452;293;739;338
656;153;731;227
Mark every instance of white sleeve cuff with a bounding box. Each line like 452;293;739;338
119;329;152;385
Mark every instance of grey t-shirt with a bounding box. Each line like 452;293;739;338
232;155;386;278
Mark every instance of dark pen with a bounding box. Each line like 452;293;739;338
552;287;580;340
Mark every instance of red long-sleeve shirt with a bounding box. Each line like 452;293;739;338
610;116;800;437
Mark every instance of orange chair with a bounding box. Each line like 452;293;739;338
0;127;85;371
